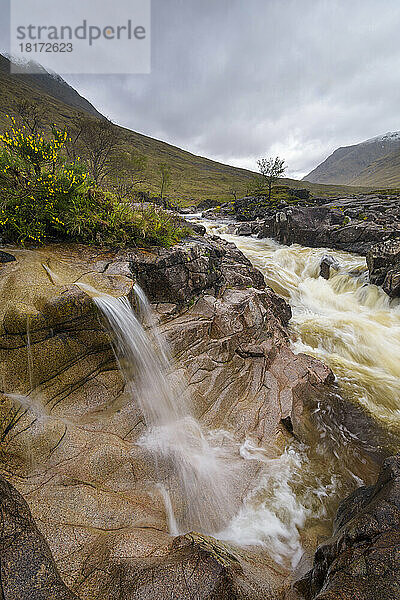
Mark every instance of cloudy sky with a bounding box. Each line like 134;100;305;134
2;0;400;178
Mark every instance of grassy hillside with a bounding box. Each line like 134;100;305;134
348;149;400;187
0;54;370;205
304;133;400;188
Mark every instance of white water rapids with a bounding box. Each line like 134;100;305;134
204;220;400;431
86;218;400;569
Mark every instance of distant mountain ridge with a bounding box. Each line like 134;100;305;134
0;54;103;119
303;131;400;187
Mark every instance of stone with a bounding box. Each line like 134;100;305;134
0;474;77;599
91;532;287;600
293;455;400;599
367;238;400;297
0;249;16;262
129;235;265;305
252;196;400;256
319;255;339;280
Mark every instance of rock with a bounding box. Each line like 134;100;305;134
234;221;262;236
256;197;400;257
234;196;272;221
235;222;253;236
367;239;400;297
233;189;313;223
0;474;77;599
129;235;265;305
0;250;16;262
190;222;206;235
92;532;287;600
294;455;400;599
319;255;339;280
0;240;335;599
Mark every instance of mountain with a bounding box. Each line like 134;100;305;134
0;54;103;119
303;132;400;187
0;54;368;203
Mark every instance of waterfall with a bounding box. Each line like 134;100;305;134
93;285;239;534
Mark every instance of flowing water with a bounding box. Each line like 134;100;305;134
92;285;240;535
203;220;400;433
80;224;400;568
166;217;400;565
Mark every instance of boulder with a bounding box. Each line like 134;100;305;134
367;238;400;297
90;532;287;600
129;235;265;305
0;474;77;599
234;221;262;236
319;255;340;280
257;197;400;258
293;455;400;599
0;250;16;262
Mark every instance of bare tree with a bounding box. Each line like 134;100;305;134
110;150;148;200
68;116;121;184
14;100;44;134
159;163;171;204
229;186;238;201
257;156;287;202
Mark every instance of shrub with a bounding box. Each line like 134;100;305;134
0;121;188;247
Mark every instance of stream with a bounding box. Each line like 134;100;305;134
185;217;400;565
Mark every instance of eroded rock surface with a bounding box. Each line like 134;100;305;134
0;237;333;599
129;235;265;305
260;202;400;256
367;238;400;298
293;455;400;600
0;474;77;599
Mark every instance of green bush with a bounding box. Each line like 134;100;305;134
0;121;188;247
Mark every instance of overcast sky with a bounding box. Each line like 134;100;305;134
2;0;400;178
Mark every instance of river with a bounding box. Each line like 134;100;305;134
187;217;400;565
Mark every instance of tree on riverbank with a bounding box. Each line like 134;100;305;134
257;156;287;201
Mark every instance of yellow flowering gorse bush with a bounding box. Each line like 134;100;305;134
0;118;188;247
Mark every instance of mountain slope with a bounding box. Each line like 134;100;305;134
349;148;400;187
304;132;400;187
0;54;103;119
0;54;369;203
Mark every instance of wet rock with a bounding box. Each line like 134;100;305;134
0;474;77;599
319;255;339;280
0;250;16;262
367;238;400;297
93;532;286;600
234;221;262;236
129;235;265;305
294;455;400;599
190;222;206;235
234;222;253;236
256;197;400;258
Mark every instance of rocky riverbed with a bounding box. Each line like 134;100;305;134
203;194;400;297
0;229;398;599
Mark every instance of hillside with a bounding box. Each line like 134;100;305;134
347;148;400;187
0;54;103;119
0;54;368;204
304;132;400;187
